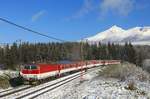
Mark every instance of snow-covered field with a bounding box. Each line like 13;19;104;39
35;64;150;99
0;70;19;78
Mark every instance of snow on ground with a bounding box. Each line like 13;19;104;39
0;70;19;78
35;66;150;99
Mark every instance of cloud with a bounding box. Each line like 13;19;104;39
75;0;93;18
66;0;144;21
100;0;135;16
31;10;46;22
66;0;93;20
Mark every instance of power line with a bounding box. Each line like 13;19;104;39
0;17;67;42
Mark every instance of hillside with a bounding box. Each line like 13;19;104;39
85;25;150;45
35;63;150;99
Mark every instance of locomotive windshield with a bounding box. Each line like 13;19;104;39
24;65;37;70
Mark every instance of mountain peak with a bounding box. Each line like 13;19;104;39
111;25;120;29
107;25;125;34
109;25;123;31
85;26;150;45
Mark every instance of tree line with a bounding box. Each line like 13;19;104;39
0;42;143;70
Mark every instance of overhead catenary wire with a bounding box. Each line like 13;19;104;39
0;17;67;42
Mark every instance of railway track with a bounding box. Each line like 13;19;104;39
17;73;82;99
0;66;100;99
0;85;31;97
0;88;13;94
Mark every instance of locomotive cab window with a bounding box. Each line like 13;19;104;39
24;65;30;69
31;65;37;69
24;65;37;69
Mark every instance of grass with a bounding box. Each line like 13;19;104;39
0;75;10;89
99;63;130;80
124;81;137;90
99;62;150;81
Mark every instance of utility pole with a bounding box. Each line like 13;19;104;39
16;39;22;62
80;39;84;61
80;39;84;82
16;39;22;71
85;39;88;69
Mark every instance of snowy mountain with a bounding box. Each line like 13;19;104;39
84;25;150;45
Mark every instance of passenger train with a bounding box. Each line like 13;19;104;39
20;60;121;84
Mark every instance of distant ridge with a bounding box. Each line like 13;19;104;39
84;25;150;45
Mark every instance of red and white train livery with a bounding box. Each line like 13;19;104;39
20;60;120;83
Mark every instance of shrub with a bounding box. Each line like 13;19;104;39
0;75;10;89
99;63;150;81
99;63;130;80
124;81;137;90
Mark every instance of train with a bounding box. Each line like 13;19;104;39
20;60;121;84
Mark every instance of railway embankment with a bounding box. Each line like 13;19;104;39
37;63;150;99
0;63;150;99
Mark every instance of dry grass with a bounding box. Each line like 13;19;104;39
99;63;131;80
0;75;10;89
124;81;137;90
99;62;150;81
124;81;147;96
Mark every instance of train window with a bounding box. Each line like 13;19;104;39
24;65;37;69
24;65;30;69
30;65;37;69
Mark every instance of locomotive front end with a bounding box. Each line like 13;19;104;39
20;64;39;84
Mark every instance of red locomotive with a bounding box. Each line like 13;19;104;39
20;60;120;84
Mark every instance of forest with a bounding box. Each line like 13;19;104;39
0;42;144;70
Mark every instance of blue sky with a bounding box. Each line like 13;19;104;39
0;0;150;43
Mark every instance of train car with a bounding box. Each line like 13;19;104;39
20;61;93;84
20;60;120;84
20;64;59;82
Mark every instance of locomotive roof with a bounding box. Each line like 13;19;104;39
56;60;74;64
24;60;85;66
